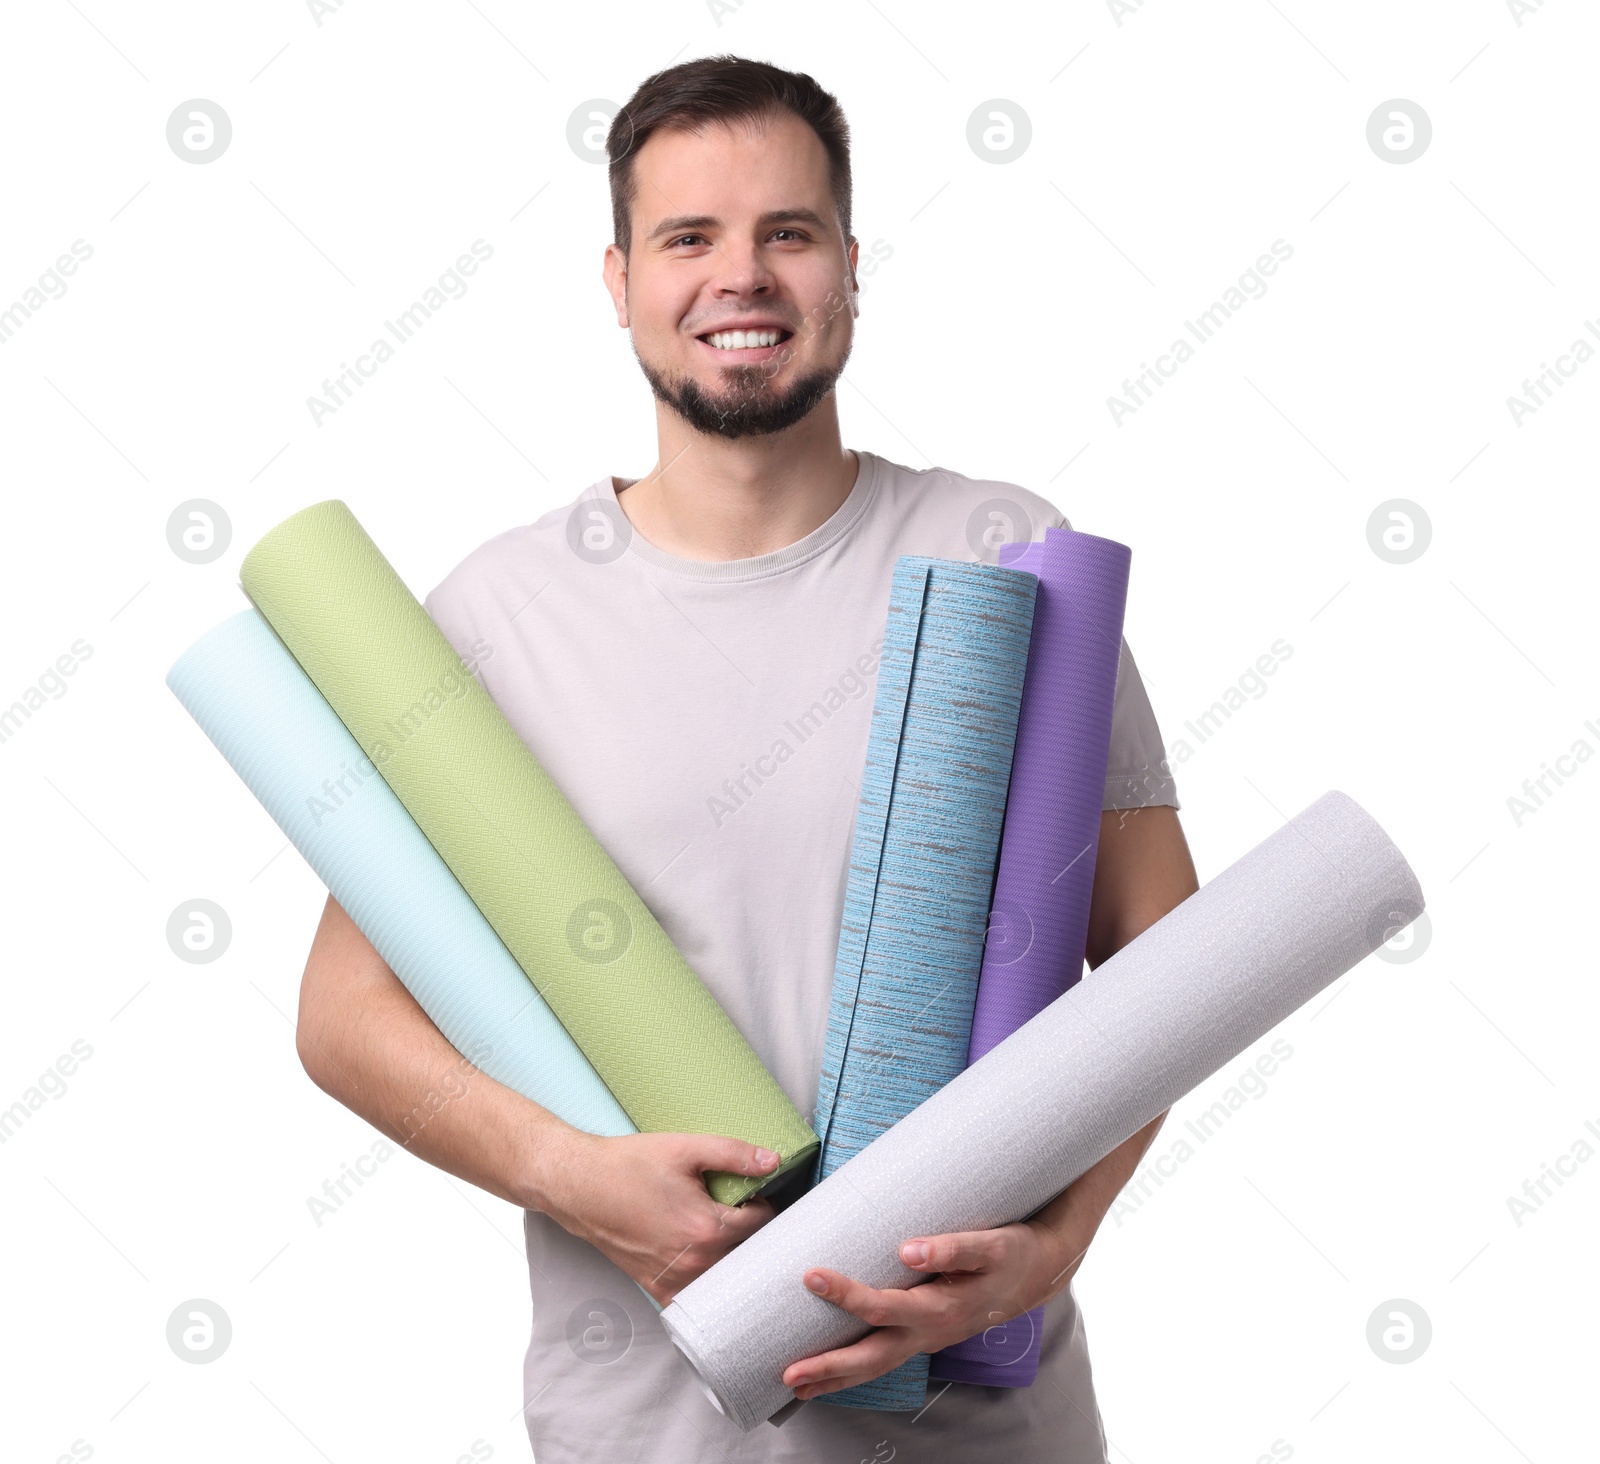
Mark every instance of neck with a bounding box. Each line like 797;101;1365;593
615;400;858;561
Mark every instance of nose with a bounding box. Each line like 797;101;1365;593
707;235;778;300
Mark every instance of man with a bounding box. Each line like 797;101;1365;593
297;54;1200;1462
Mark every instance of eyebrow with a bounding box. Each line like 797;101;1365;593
646;207;832;243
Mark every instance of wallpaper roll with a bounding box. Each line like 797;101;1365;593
999;541;1041;570
166;609;634;1138
661;790;1425;1431
239;501;818;1206
811;554;1038;1409
931;526;1131;1388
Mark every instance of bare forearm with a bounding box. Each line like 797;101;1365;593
296;894;571;1210
1085;804;1199;967
1032;1108;1166;1279
294;895;787;1303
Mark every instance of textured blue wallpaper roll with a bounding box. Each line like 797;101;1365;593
812;555;1037;1410
166;608;634;1138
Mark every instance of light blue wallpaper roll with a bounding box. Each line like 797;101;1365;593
812;555;1038;1410
166;608;634;1138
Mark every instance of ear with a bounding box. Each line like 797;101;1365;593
602;241;630;328
847;236;861;318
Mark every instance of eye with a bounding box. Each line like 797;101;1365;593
669;234;708;248
771;229;806;242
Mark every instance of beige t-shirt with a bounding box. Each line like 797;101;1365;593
424;448;1180;1463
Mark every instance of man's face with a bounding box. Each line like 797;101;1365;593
606;110;858;440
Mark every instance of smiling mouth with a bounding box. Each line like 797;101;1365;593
695;327;795;353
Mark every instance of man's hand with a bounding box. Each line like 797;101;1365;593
780;806;1200;1401
538;1129;782;1305
298;893;782;1307
780;1213;1091;1400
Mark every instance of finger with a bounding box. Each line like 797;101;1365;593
709;1195;774;1245
899;1228;1016;1275
783;1330;915;1399
662;1195;774;1266
679;1134;782;1180
641;1198;768;1300
801;1267;949;1331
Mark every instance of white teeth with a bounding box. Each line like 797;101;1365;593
705;329;782;350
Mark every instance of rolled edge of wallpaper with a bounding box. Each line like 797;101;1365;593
660;789;1425;1430
932;526;1130;1388
811;554;1037;1410
239;500;817;1206
997;539;1043;572
167;608;636;1138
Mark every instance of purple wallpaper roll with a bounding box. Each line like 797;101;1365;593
930;525;1130;1389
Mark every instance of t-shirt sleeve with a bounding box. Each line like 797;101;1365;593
423;580;472;662
1104;635;1180;811
422;584;447;636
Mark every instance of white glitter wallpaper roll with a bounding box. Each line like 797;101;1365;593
660;789;1426;1431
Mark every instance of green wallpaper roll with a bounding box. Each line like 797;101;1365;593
240;500;817;1205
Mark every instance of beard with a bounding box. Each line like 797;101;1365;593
634;340;849;440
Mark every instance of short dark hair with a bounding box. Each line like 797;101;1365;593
607;55;852;259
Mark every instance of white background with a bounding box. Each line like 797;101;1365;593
2;1;1595;1460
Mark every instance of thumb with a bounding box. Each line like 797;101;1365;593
677;1133;782;1181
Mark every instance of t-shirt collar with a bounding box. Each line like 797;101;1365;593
592;448;881;583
